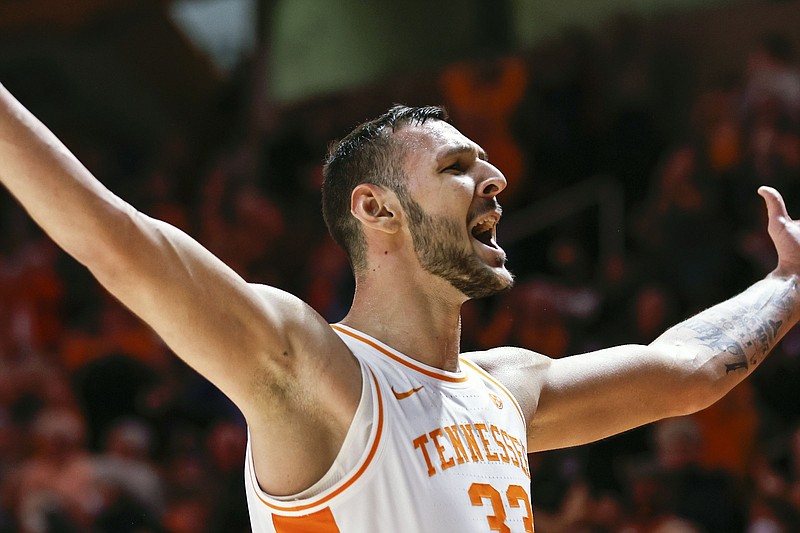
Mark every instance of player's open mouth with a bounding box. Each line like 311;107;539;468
470;214;499;249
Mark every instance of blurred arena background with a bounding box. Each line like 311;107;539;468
1;0;800;531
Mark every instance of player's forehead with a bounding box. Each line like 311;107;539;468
394;120;486;165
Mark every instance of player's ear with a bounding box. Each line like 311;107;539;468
351;183;401;234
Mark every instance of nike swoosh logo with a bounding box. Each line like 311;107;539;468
391;385;424;400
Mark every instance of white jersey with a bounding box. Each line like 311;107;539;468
244;324;534;532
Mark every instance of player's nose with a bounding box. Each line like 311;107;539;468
476;163;507;198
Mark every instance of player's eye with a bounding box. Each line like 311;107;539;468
443;162;464;173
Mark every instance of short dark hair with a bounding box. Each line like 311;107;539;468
322;104;448;272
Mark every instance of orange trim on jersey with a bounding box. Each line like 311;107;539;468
331;324;469;383
460;358;526;430
249;369;385;513
272;506;340;532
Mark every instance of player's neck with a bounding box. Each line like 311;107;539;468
341;270;464;372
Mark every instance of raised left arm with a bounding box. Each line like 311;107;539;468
486;187;800;453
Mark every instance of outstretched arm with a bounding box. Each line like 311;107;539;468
0;84;359;426
480;187;799;452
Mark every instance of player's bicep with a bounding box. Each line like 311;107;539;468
527;344;698;452
86;213;317;410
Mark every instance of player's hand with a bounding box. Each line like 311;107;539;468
759;186;800;277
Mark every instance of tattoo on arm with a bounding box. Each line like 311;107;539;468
678;279;796;374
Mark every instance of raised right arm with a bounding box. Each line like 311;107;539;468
0;83;361;430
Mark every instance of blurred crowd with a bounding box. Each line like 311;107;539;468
1;8;800;533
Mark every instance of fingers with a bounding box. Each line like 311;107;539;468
758;186;790;222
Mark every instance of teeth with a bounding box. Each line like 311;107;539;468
471;217;498;244
472;217;496;232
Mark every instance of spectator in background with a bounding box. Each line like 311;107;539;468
634;144;733;308
742;33;800;125
651;417;746;533
748;425;800;530
734;34;800;241
92;418;165;522
205;420;250;533
440;55;529;203
747;495;800;533
478;280;572;357
692;378;758;480
618;460;702;533
13;408;101;532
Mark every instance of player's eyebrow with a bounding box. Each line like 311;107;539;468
436;143;489;163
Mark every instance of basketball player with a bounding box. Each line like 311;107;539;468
1;87;798;532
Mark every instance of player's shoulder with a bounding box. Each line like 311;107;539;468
249;282;326;322
461;346;553;422
461;345;553;376
247;282;347;350
249;282;307;307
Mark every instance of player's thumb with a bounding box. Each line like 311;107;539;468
758;186;789;224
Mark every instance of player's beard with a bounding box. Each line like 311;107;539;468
401;195;514;299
